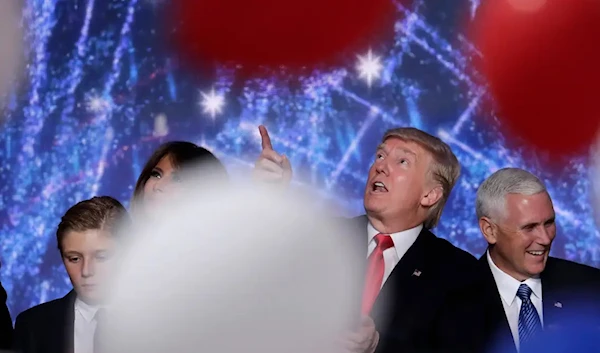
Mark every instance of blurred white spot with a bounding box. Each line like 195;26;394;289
0;0;24;113
507;0;546;13
153;113;169;137
369;106;381;116
85;93;111;113
105;178;361;353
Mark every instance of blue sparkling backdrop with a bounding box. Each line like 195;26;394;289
1;0;598;319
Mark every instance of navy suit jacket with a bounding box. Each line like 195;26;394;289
443;255;600;353
13;291;76;353
347;216;481;353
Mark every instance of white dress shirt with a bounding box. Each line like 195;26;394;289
487;251;544;351
367;222;423;288
74;297;102;353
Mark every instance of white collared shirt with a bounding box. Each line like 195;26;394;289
74;297;102;353
487;251;544;351
367;222;423;288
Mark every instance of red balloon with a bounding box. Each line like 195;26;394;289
168;0;398;74
473;0;600;156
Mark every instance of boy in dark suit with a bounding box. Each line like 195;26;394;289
13;196;130;353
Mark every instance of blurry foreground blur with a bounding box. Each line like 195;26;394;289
0;0;23;114
103;166;363;353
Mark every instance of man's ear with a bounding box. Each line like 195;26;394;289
420;185;443;208
479;217;498;245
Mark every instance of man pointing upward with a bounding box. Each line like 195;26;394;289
254;125;480;353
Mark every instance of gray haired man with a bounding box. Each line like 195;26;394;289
464;168;600;353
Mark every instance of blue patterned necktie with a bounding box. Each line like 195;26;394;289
517;284;542;351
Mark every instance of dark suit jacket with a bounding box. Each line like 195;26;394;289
450;255;600;353
13;291;76;353
347;216;480;353
0;282;13;349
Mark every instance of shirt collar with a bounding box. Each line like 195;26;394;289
75;297;102;323
487;250;542;305
367;222;423;258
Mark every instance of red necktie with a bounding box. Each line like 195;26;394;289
361;234;395;315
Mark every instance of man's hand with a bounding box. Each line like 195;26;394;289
338;316;380;353
253;125;292;185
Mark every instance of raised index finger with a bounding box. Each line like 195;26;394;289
259;125;273;151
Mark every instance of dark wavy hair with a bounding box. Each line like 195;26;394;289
131;141;228;207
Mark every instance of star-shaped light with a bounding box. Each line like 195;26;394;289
356;50;383;87
199;89;225;119
85;94;111;113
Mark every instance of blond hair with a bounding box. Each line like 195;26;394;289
382;128;460;229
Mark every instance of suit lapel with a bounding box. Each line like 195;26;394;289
478;256;518;353
540;258;565;333
59;290;76;353
350;216;429;329
370;228;431;332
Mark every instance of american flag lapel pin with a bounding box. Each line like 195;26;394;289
554;301;562;308
412;269;422;277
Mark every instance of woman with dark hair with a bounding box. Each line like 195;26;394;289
131;141;228;213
